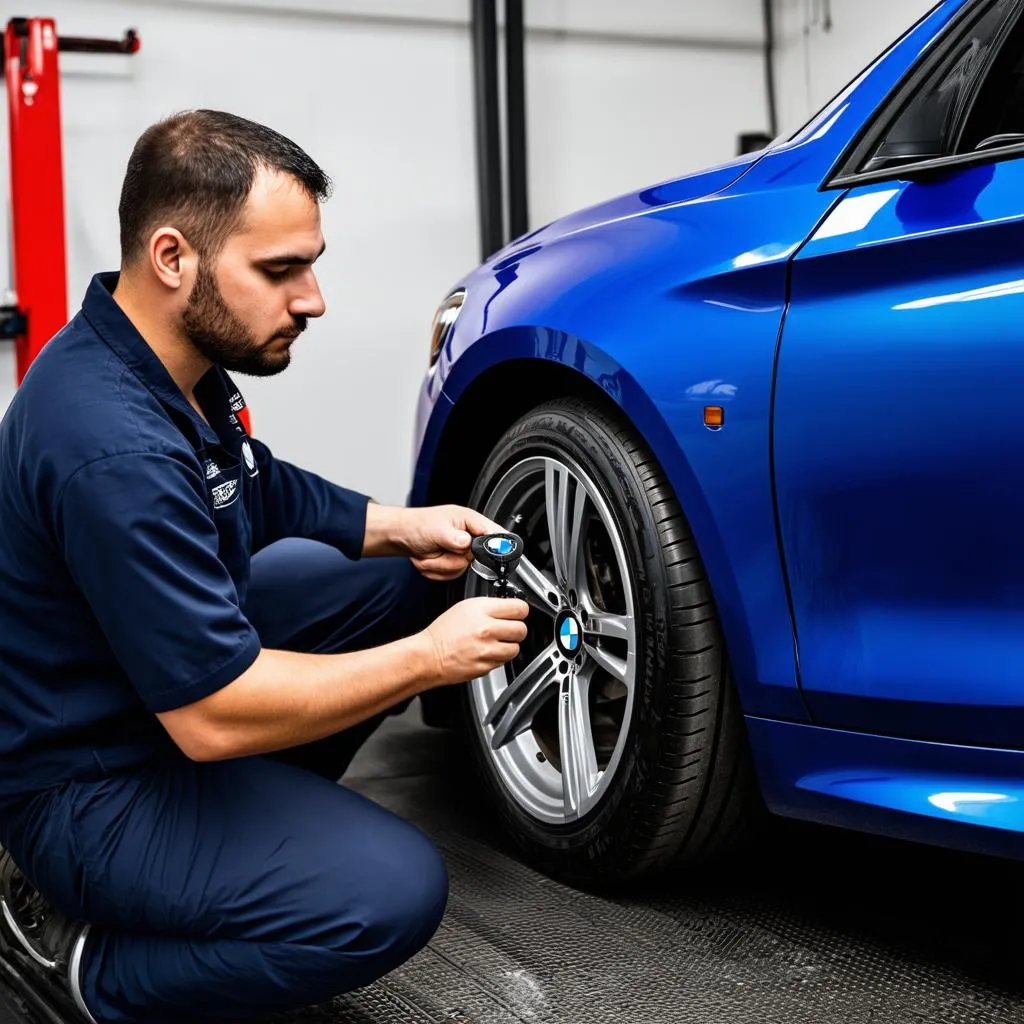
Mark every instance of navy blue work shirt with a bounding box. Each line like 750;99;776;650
0;273;370;802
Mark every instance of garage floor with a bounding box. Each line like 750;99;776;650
300;708;1023;1024
1;707;1022;1024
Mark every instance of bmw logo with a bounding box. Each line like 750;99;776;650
555;611;581;654
486;536;514;555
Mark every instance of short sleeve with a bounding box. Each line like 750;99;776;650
56;451;262;713
247;436;370;558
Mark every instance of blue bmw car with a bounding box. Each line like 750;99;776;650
410;0;1024;886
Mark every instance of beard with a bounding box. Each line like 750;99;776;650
181;261;306;377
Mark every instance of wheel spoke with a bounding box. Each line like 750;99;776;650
583;638;633;688
514;556;560;616
558;665;599;819
486;642;560;749
545;461;587;588
584;609;633;643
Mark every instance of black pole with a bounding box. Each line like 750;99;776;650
762;0;779;138
4;19;140;56
505;0;529;241
58;29;139;54
471;0;504;260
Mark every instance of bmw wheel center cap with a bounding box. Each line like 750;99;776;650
486;536;514;555
555;610;582;656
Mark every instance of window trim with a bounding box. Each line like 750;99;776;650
823;0;1024;190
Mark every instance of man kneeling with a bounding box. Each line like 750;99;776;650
0;109;528;1022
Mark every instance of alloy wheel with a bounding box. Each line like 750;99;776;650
466;453;637;824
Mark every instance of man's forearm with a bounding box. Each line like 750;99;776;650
158;635;439;761
361;501;409;557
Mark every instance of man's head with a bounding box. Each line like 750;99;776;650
118;110;330;376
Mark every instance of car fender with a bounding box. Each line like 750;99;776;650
416;168;840;720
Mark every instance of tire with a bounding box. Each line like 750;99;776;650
461;398;759;889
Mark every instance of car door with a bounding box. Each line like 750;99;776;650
773;0;1024;748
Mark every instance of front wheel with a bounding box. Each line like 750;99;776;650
462;398;759;888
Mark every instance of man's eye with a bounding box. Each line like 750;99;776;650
263;266;290;279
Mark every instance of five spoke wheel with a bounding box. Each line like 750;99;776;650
467;455;636;824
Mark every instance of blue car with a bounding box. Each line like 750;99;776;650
410;0;1024;886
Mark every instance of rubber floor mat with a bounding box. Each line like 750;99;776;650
269;707;1023;1024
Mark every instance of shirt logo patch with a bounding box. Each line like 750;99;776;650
205;460;220;480
211;479;239;509
241;440;258;477
228;392;246;414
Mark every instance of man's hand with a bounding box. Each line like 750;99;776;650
422;596;530;684
405;504;506;580
364;502;505;580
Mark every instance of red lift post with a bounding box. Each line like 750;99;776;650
2;17;139;383
2;18;253;434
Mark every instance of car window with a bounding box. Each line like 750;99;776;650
862;0;1017;172
786;3;947;149
958;5;1024;149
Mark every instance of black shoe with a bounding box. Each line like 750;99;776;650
0;849;97;1023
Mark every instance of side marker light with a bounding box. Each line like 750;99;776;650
704;406;725;430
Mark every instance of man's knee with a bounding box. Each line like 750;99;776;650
277;824;448;1003
374;556;421;619
342;824;448;969
372;557;438;638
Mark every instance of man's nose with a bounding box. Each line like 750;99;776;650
291;270;326;319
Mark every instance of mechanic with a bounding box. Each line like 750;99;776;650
0;109;530;1023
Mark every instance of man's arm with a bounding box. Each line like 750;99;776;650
360;501;407;557
245;412;505;572
248;440;498;569
247;435;370;557
156;596;529;761
57;447;528;762
362;501;507;580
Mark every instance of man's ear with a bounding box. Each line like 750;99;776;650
148;227;195;291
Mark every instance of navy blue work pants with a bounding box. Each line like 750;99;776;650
1;541;447;1022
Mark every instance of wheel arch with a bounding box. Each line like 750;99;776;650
426;358;630;507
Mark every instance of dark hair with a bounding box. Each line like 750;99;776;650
118;109;331;265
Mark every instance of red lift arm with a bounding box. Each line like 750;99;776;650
1;17;139;384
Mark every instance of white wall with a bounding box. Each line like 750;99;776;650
1;0;767;504
772;0;937;136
